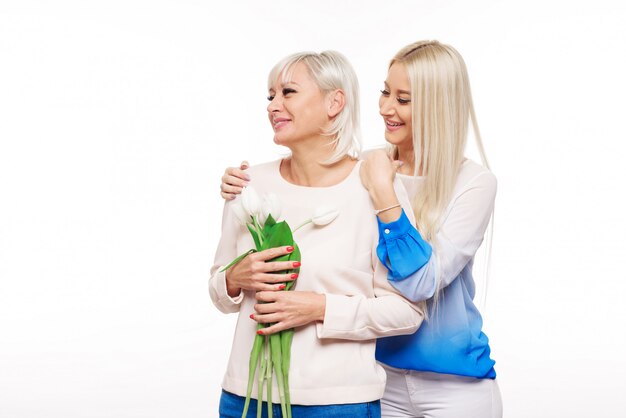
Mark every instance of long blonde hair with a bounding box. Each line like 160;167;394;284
389;40;489;241
389;41;493;309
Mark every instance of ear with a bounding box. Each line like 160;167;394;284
327;89;346;118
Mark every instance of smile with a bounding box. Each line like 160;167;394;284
273;118;291;130
385;120;404;131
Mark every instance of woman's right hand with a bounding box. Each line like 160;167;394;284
220;160;250;200
225;245;300;297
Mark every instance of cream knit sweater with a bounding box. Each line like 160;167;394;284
209;159;424;405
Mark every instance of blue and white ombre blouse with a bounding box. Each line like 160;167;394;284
375;159;498;379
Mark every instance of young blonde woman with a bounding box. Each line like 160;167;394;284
210;50;426;418
220;41;502;418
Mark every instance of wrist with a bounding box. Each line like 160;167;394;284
370;188;398;208
376;206;402;224
317;294;326;322
225;269;242;298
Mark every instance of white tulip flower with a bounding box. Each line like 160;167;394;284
292;205;340;232
311;206;340;226
240;186;261;219
231;200;249;226
259;193;282;225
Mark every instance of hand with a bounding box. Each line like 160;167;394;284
220;160;250;200
225;245;300;297
360;150;403;223
252;291;326;335
359;150;402;193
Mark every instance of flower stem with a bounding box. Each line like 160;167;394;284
291;219;312;234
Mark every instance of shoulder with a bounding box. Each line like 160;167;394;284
245;159;281;179
457;159;497;193
360;146;388;160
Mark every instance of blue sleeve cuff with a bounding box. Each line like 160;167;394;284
376;209;433;281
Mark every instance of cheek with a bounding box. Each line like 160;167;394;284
400;108;412;126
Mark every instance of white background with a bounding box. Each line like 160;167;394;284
1;1;625;417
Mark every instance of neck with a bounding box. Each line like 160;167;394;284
282;138;355;187
397;145;422;176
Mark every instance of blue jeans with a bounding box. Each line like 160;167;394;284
219;390;381;418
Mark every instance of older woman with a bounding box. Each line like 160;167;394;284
209;51;424;418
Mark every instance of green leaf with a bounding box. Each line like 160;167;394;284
219;249;256;272
266;221;293;247
263;214;276;235
247;224;262;250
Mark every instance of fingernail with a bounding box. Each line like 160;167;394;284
256;330;263;335
291;273;298;279
293;261;301;268
244;174;251;180
278;284;286;290
249;314;254;319
286;246;294;252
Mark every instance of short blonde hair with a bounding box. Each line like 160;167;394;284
268;51;362;164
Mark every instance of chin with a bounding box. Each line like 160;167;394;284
384;133;402;146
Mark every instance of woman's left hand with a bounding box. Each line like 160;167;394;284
252;291;326;335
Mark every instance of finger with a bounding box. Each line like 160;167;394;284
256;246;296;262
254;282;288;292
255;290;279;303
220;192;237;200
240;160;250;170
233;169;251;182
253;301;278;314
259;261;300;274
256;322;285;336
251;312;281;325
221;183;244;195
392;160;404;171
254;272;298;284
222;173;249;187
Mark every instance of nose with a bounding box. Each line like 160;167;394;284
379;95;394;117
267;95;282;113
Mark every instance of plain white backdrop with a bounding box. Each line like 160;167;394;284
1;1;625;417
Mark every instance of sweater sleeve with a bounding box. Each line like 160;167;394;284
389;171;497;301
209;200;245;314
316;177;425;340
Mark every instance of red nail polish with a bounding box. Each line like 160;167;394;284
286;246;294;252
291;273;298;279
278;284;286;290
249;314;254;319
256;330;263;335
293;261;301;268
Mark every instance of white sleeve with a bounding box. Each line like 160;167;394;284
316;178;425;340
209;201;245;314
392;170;497;298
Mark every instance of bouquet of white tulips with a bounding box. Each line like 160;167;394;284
221;186;339;418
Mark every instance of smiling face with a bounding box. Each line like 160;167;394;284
267;62;330;147
379;63;413;148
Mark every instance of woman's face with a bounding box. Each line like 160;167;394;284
267;63;328;147
379;63;413;148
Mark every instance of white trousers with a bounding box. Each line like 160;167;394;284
381;364;503;418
